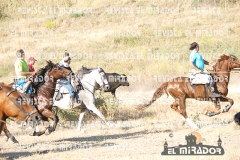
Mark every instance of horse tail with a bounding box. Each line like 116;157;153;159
137;82;168;111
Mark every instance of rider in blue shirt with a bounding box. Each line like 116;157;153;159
189;42;220;98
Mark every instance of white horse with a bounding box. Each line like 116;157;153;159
53;67;111;131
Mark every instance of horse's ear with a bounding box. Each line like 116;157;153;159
98;66;104;72
220;54;229;60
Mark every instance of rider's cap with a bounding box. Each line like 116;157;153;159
28;57;37;61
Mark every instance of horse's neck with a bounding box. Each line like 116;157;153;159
81;74;96;93
38;73;57;97
215;60;231;85
216;60;230;71
39;81;56;95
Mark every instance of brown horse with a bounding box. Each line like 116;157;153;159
4;61;72;140
137;54;240;130
0;83;41;141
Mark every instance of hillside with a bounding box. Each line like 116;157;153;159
0;0;239;88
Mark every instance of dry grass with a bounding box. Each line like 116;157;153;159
0;0;240;82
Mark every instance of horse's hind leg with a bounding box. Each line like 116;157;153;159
178;97;199;130
170;100;186;125
170;100;180;113
3;124;19;143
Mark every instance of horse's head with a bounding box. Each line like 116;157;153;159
0;83;41;126
95;67;110;91
119;74;130;86
46;61;72;81
214;54;240;71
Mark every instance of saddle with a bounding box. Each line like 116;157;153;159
75;66;93;79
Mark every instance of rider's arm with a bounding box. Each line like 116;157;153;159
19;71;35;76
203;59;209;65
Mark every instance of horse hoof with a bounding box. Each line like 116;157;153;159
207;112;216;117
45;127;56;135
11;136;19;144
30;131;37;136
223;105;232;112
31;131;41;136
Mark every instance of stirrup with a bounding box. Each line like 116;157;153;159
211;92;221;98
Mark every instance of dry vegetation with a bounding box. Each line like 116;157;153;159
1;0;240;159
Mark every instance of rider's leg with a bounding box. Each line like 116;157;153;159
55;83;62;100
202;74;221;98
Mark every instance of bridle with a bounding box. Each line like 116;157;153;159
97;67;110;91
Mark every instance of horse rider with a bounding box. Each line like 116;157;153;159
189;42;220;98
59;50;69;66
28;56;37;72
57;56;75;106
14;49;36;94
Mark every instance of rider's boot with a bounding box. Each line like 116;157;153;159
55;91;62;101
209;79;221;98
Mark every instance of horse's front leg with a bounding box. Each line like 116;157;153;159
77;108;86;132
3;124;19;143
32;108;59;136
220;96;234;112
205;96;233;117
32;116;49;136
41;108;59;133
83;96;110;126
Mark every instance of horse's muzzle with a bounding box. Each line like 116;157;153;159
104;84;110;91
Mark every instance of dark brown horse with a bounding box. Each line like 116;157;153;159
0;83;41;141
137;54;240;130
4;61;71;140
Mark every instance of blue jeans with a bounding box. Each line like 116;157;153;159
59;78;74;96
14;78;32;94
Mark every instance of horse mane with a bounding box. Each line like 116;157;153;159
32;61;55;89
75;66;96;80
213;54;238;70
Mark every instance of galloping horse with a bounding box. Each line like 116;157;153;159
53;67;111;132
3;61;72;141
0;83;41;142
137;54;240;130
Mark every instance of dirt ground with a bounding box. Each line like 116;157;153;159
1;78;240;160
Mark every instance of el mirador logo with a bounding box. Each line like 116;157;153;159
162;131;224;155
